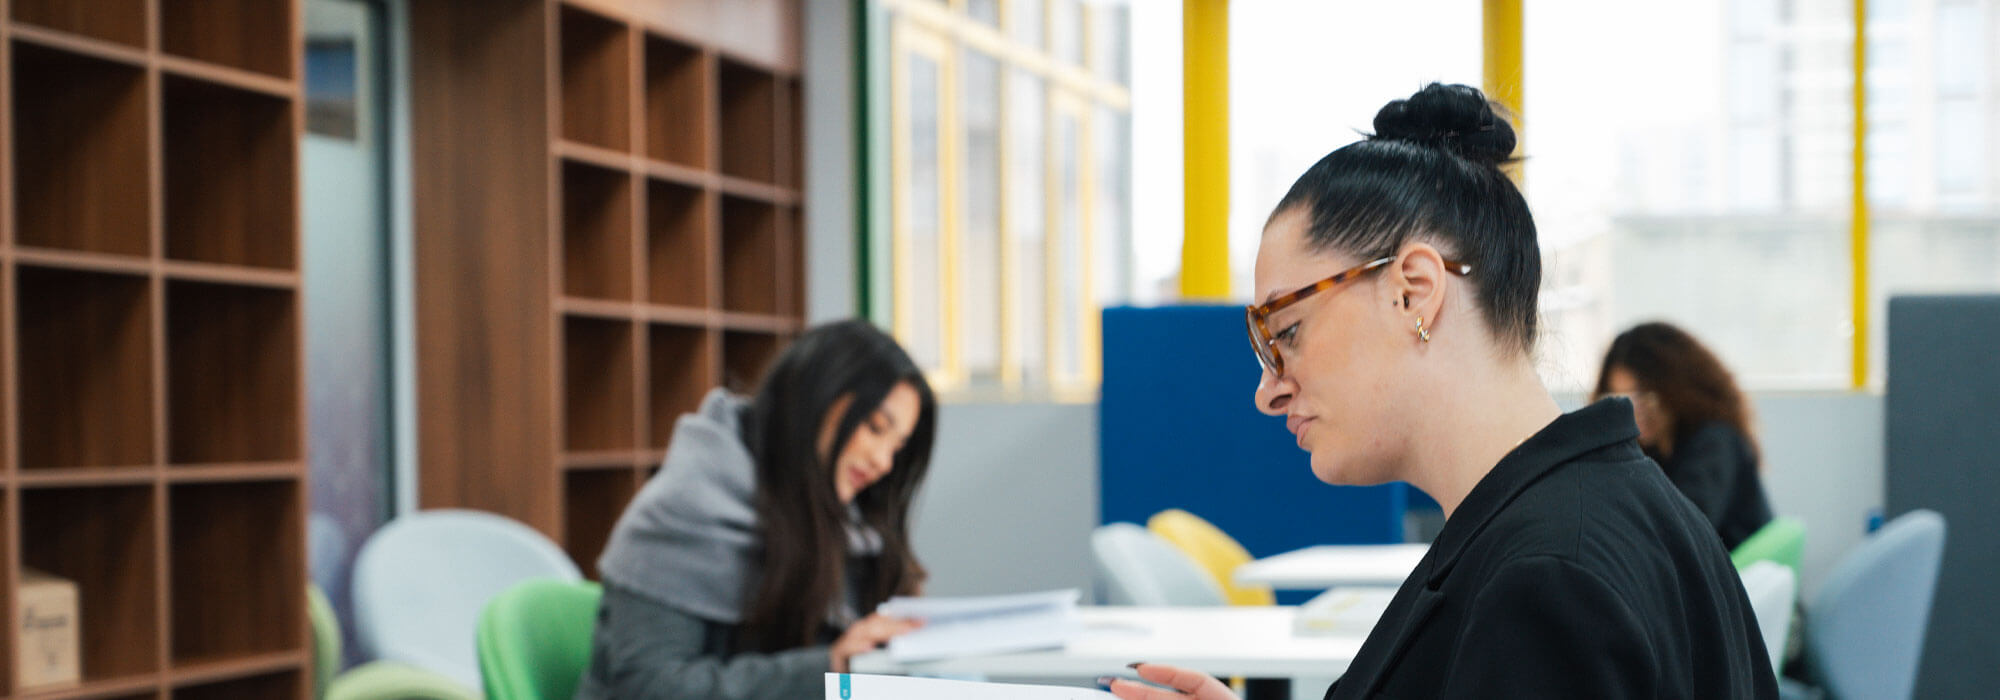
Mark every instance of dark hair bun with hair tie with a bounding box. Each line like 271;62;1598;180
1371;82;1516;165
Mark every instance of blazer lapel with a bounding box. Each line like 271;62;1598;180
1343;586;1447;699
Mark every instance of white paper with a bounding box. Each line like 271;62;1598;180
886;606;1082;662
876;589;1081;620
826;673;1116;700
1294;587;1397;637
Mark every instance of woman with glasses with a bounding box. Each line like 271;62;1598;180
1110;84;1776;700
1593;322;1774;550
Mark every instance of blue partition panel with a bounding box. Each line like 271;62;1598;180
1099;306;1407;566
1886;295;2000;698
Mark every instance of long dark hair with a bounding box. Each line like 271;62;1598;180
1592;322;1758;458
735;319;937;653
1270;82;1540;353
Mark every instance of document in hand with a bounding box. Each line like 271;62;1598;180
874;589;1083;662
826;673;1116;699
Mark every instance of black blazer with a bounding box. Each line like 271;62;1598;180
1655;421;1774;551
1325;399;1777;699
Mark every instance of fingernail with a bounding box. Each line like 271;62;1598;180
1094;676;1121;687
1126;661;1145;670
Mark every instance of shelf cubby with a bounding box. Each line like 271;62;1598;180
563;469;638;579
720;196;779;314
783;206;804;318
166;282;300;465
648;324;711;448
160;0;294;78
559;5;632;152
644;34;706;168
168;481;303;666
718;59;777;184
561;161;636;302
564;316;638;452
11;0;146;48
16;267;154;469
779;77;802;190
722;330;781;394
12;43;150;257
646;179;707;307
172;670;302;700
21;485;159;682
163;75;297;270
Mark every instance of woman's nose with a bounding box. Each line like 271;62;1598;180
873;441;896;473
1255;368;1293;416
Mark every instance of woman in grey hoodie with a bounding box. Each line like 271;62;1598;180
576;320;938;699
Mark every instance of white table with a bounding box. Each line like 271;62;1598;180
851;606;1361;700
1233;543;1429;590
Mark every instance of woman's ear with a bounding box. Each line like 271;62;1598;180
1390;242;1449;329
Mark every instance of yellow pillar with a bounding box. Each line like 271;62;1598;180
1851;0;1870;389
1482;0;1523;173
1181;0;1230;300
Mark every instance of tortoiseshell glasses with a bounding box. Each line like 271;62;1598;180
1246;256;1473;377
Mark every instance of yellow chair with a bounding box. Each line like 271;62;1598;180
1147;509;1275;606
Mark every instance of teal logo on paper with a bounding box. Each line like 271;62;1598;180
840;673;851;699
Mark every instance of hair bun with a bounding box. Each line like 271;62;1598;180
1372;82;1516;165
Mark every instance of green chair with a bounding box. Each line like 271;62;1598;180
310;585;479;700
1731;517;1806;580
476;579;604;700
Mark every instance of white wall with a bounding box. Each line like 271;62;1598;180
803;0;858;322
911;401;1101;598
1751;392;1883;599
910;393;1884;601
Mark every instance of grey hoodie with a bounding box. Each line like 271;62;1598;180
597;387;881;625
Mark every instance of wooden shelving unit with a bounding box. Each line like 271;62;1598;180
413;0;805;574
3;1;309;697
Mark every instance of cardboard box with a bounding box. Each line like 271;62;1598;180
17;567;79;691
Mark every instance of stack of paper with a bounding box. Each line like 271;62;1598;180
827;673;1115;699
874;589;1083;662
1293;586;1397;637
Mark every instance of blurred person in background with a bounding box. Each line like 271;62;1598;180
1593;322;1774;550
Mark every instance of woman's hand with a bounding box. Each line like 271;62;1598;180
828;613;924;673
1107;663;1241;700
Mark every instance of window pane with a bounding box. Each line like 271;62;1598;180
902;53;945;373
960;49;1003;384
1529;0;1854;389
1051;0;1083;65
1009;0;1044;49
1863;0;2000;386
1089;5;1131;85
1229;0;1480;298
1933;3;1983;96
968;0;999;26
1054;107;1085;379
1008;69;1048;385
1094;105;1131;306
1933;99;1984;198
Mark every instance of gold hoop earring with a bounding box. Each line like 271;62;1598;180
1416;316;1431;343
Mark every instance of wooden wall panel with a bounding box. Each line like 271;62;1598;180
410;0;558;532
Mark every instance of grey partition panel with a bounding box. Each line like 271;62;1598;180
1885;295;2000;697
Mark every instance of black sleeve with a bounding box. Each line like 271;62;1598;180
585;586;830;700
1664;424;1747;525
1438;556;1658;699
